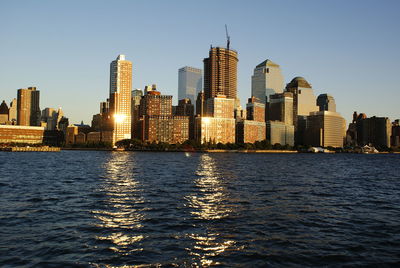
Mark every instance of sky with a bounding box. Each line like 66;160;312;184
0;0;399;124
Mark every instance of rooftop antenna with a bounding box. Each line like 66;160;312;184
225;24;230;50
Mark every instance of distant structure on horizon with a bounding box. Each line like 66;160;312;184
109;54;132;144
251;59;284;103
178;66;202;106
203;46;238;100
17;87;41;126
0;101;8;124
8;98;17;124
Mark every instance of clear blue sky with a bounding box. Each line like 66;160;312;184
1;0;399;124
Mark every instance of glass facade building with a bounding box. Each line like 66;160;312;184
178;66;202;106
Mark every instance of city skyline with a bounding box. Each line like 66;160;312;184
1;0;399;125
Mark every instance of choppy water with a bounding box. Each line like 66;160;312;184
1;151;400;267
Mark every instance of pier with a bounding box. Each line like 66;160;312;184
0;146;60;152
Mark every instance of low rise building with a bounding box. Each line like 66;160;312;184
195;95;236;144
142;115;189;144
305;111;346;148
236;97;266;144
87;132;101;143
195;117;236;144
266;121;295;146
0;125;44;144
236;120;266;143
391;120;400;147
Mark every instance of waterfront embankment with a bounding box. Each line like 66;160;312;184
0;146;60;152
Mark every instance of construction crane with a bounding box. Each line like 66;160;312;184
225;24;230;50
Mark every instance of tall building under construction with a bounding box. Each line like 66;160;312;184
203;46;238;100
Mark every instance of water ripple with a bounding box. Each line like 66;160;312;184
0;152;400;266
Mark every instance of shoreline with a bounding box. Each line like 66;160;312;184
1;147;397;154
61;148;297;153
59;148;400;154
0;146;60;152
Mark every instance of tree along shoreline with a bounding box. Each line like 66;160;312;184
2;139;398;153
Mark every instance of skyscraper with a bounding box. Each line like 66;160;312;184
317;94;336;112
109;54;132;144
251;59;284;103
131;89;143;138
203;46;238;100
285;77;319;127
178;66;202;105
17;87;41;126
136;88;189;143
268;92;294;125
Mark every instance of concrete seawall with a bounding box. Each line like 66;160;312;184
0;146;60;152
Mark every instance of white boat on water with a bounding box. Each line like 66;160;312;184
308;147;334;153
361;145;379;154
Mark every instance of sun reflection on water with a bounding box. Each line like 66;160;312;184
185;154;239;266
91;152;145;253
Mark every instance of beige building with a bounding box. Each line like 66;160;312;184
306;111;346;148
17;87;41;126
203;47;238;100
251;59;284;103
196;117;236;144
196;95;236;144
205;96;235;118
266;121;295;146
8;98;17;123
66;125;79;145
109;55;132;144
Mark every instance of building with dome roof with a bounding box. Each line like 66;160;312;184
285;76;319;125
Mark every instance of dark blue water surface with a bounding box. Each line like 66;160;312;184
1;151;400;267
